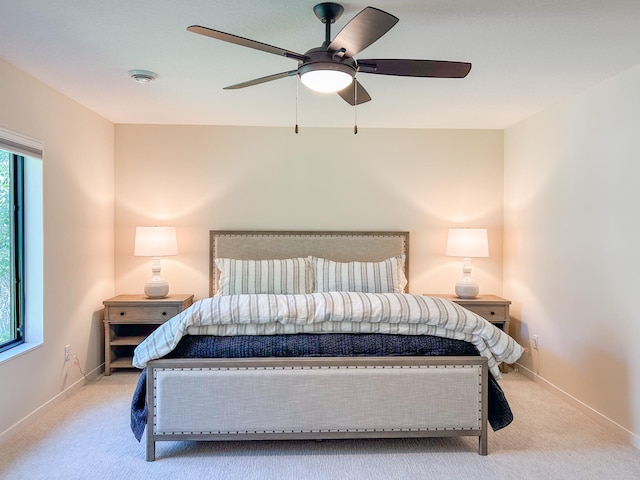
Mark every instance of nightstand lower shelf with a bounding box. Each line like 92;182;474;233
110;335;147;346
110;357;135;369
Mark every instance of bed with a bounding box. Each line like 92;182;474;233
131;230;523;461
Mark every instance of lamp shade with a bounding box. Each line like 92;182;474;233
134;226;178;257
446;228;489;258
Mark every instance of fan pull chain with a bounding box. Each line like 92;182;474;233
354;80;358;134
295;75;299;134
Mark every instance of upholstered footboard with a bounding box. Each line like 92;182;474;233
145;356;488;461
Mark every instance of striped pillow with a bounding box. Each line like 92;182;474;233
215;257;310;296
310;256;407;293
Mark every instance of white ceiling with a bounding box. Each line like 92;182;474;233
2;0;640;129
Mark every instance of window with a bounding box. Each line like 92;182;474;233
0;149;24;353
0;128;42;361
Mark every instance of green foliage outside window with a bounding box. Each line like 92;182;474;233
0;150;11;344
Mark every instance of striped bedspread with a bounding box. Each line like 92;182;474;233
132;293;523;379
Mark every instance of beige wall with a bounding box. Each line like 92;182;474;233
114;125;504;300
0;59;114;437
504;64;640;447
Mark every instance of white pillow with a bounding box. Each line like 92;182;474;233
310;255;407;293
215;257;310;296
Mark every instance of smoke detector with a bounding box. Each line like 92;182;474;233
128;69;158;83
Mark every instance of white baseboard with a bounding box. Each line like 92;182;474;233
515;362;640;450
0;363;104;444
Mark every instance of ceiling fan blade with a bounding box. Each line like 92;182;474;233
329;7;398;58
337;80;372;106
223;70;298;90
187;25;307;62
358;59;472;78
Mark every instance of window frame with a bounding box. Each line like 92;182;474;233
0;152;25;353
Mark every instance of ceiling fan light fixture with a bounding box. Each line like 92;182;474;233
299;62;354;93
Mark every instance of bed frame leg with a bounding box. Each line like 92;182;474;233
478;434;488;455
146;439;156;462
145;365;156;461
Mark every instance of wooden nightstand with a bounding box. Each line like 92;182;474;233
103;294;194;375
427;294;511;372
426;294;511;335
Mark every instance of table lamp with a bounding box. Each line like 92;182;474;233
134;226;178;298
446;228;488;299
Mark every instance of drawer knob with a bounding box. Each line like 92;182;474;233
120;312;125;316
162;312;167;316
490;311;495;315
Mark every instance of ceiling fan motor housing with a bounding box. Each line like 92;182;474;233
298;49;356;79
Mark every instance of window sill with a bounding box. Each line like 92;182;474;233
0;341;43;365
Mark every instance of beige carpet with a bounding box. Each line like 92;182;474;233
1;370;639;479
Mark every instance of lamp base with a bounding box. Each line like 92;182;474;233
144;278;169;299
454;278;479;299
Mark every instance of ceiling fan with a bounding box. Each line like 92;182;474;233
187;2;471;106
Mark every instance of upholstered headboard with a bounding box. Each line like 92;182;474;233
209;230;410;297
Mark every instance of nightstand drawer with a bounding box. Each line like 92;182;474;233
464;304;508;322
107;305;180;322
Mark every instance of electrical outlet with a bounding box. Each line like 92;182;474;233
64;345;71;362
532;335;539;350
